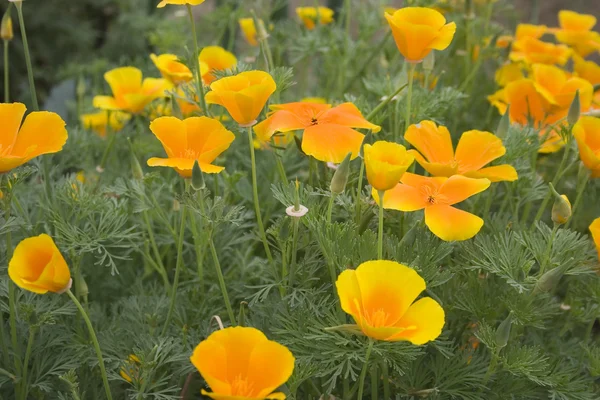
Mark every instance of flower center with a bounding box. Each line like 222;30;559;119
366;308;391;328
310;117;318;125
182;148;199;159
231;375;254;396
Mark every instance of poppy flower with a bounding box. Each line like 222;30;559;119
80;110;130;137
150;54;194;85
335;260;444;344
573;55;600;106
148;116;235;177
239;18;259;46
494;62;526;87
384;7;456;63
405;121;518;182
93;67;173;114
573;116;600;178
253;102;380;163
509;37;571;66
157;0;205;7
364;141;414;192
8;234;71;294
205;70;276;126
0;103;68;173
590;218;600;260
551;10;600;57
190;326;295;400
373;173;490;241
199;46;237;85
296;6;334;30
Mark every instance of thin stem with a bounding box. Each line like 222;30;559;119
18;327;36;400
142;210;170;291
366;84;408;121
208;235;236;325
186;4;209;116
342;32;392;93
382;361;390;399
566;173;590;228
404;63;417;132
274;152;288;184
370;364;378;400
288;217;300;291
482;350;499;388
98;127;117;171
0;309;9;368
326;193;336;224
355;160;365;224
378;190;385;259
246;126;274;265
66;290;113;400
15;2;38;110
3;40;8;102
189;209;205;293
357;340;374;400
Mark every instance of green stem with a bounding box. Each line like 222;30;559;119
357;340;374;400
66;290;113;400
327;193;336;224
482;350;499;388
189;209;205;293
355;159;365;224
366;84;408;121
142;210;170;291
288;217;300;291
246;126;274;265
186;4;209;116
18;327;36;400
15;2;38;110
208;235;236;325
566;173;590;228
404;63;417;134
0;309;9;368
378;190;385;259
370;364;378;400
382;362;390;399
3;40;8;102
98;126;117;171
275;152;288;184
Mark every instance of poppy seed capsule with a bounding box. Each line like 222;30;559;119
191;160;205;191
330;153;352;194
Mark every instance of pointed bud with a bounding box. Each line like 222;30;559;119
549;183;571;225
1;10;13;41
423;51;435;73
330;153;352;194
191;160;205;191
534;266;563;293
567;90;580;126
495;313;512;349
238;301;248;327
128;138;144;180
496;105;510;138
76;75;86;99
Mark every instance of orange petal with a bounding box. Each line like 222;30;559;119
184;116;235;164
437;175;490;205
247;340;295;398
573;116;600;173
149;117;186;157
388;297;445;344
455;130;506;173
92;96;121;111
10;111;68;160
104;67;142;98
425;204;484;241
253;110;307;142
590;217;600;260
372;184;427;212
464;165;518;182
147;157;224;177
409;150;457;177
404;120;454;164
301;124;364;163
429;22;457;50
0;103;26;152
320;103;381;133
504;79;550;126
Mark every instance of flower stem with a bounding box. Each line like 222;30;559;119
288;217;300;290
3;40;8;102
15;2;38;110
355;159;365;224
189;208;205;293
566;172;590;228
539;224;558;276
370;364;378;400
357;339;375;400
186;4;209;116
246;126;274;265
378;190;385;259
382;361;390;399
18;327;36;400
404;62;417;131
326;192;336;225
208;236;236;325
142;210;170;291
66;290;113;400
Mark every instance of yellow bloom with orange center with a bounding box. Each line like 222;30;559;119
8;234;71;294
254;102;381;163
148;116;234;177
509;37;571;66
93;67;173;114
80;110;130;137
120;355;141;383
364;141;414;192
335;260;445;344
205;70;276;126
552;10;600;57
385;7;456;63
157;0;205;7
0;103;68;173
590;218;600;260
150;54;193;85
373;173;490;241
573;116;600;178
405;121;518;182
494;62;526;87
239;18;258;46
199;46;237;85
296;6;334;30
190;326;295;400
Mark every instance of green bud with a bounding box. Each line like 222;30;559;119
191;160;205;191
128;138;144;180
549;183;571;225
495;313;512;349
535;266;563;293
330;153;352;194
1;9;13;41
423;51;435;73
567;90;580;126
76;75;86;99
496;105;510;138
238;301;248;327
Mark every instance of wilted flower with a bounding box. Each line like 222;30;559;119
254;102;380;163
336;260;445;344
0;103;68;173
573;116;600;178
148;116;234;177
551;10;600;57
373;173;490;241
405;121;518;182
296;6;334;30
190;326;295;399
157;0;205;8
239;18;258;46
364;141;414;191
120;355;142;383
150;54;193;85
80;110;130;137
199;46;237;85
8;234;71;294
590;218;600;260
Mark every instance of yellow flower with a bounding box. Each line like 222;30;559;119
573;116;600;178
336;260;445;344
296;6;334;30
301;97;327;104
573;55;600;106
8;234;71;294
509;37;571;66
80;110;130;137
494;62;526;87
590;218;600;260
385;7;456;63
552;10;600;57
205;70;276;126
551;194;571;225
150;54;193;85
0;103;68;173
120;355;142;383
157;0;205;8
199;46;237;85
93;67;173;114
148;116;235;177
190;326;295;399
364;141;414;192
239;18;258;46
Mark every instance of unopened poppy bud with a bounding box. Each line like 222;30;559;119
549;183;571;225
535;266;563;293
496;105;510;138
128;139;144;180
1;11;13;41
191;160;205;191
423;51;435;73
495;313;512;349
330;153;352;194
76;76;86;99
567;90;580;126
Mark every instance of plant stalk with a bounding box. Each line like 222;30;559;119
186;4;209;116
357;339;375;399
378;190;385;259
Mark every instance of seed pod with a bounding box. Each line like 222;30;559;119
330;153;352;194
191;160;205;191
128;139;144;180
535;266;563;293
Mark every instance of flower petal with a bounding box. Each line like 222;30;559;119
301;124;364;163
438;175;490;205
429;22;457;50
404;121;454;164
372;184;427;212
409;150;457;177
184;116;235;164
455;130;506;173
320;103;381;133
253;110;307;142
424;204;484;241
590;217;600;260
104;67;142;98
149;117;187;157
93;96;121;111
388;297;445;344
0;102;26;152
247;340;295;399
10;111;68;160
464;165;518;182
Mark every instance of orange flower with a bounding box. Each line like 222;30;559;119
199;46;237;85
93;67;172;114
509;37;571;66
8;234;71;294
405;121;517;182
552;10;600;57
150;54;193;85
385;7;456;63
148;116;235;177
190;326;295;400
205;70;276;126
296;6;334;30
364;141;414;191
80;110;130;137
494;62;526;87
590;218;600;260
254;102;380;163
335;260;444;344
157;0;205;7
573;55;600;107
373;173;490;241
573;116;600;178
514;23;548;40
0;103;68;173
239;18;258;46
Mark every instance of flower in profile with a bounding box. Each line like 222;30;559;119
93;67;172;114
494;62;526;87
199;46;237;85
335;260;444;344
205;70;276;126
373;173;490;241
573;55;600;107
590;218;600;259
150;54;193;85
120;355;142;383
8;234;71;294
405;121;518;182
385;7;456;63
573;116;600;178
296;6;334;30
551;10;600;57
254;102;380;163
364;141;414;192
0;103;68;173
148;116;234;177
190;326;295;399
509;37;571;66
80;110;130;137
239;18;258;46
157;0;205;8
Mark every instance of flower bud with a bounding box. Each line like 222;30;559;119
495;313;512;349
496;105;510;138
567;90;580;126
549;183;571;225
128;138;144;181
534;266;563;293
329;153;352;194
191;160;205;191
1;10;13;41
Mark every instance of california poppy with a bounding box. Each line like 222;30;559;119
364;141;414;191
80;110;130;137
509;37;571;66
296;6;334;30
239;18;259;46
573;116;600;178
150;54;194;85
551;10;600;57
120;355;142;383
157;0;205;8
590;218;600;260
199;46;237;85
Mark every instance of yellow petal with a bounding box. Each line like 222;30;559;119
388;297;445;344
404;120;454;164
0;102;26;152
10;111;68;161
425;204;484;241
104;67;142;98
590;218;600;260
464;165;518;182
364;141;413;191
455;130;506;173
438;175;491;205
302;124;364;163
